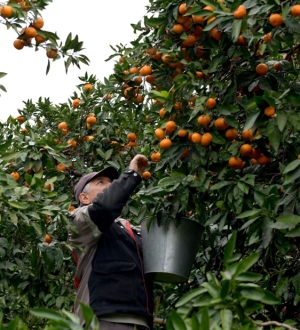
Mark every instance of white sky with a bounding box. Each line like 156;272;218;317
0;0;149;122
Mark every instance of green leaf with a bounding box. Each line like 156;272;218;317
158;177;182;189
224;231;237;265
276;213;300;224
240;287;265;301
237;181;249;194
236;209;262;219
0;72;7;78
261;290;281;305
221;309;233;330
283;159;300;174
200;307;210;330
210;181;233;190
236;272;262;282
9;211;18;226
243;110;261;131
231;19;242;42
168;310;187;330
267;120;281;151
235;253;259;276
276;112;287;132
175;288;207;307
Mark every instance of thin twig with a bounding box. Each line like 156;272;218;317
252;320;298;330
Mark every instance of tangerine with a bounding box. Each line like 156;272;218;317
46;48;57;58
56;163;66;171
159;138;172;150
233;5;247;19
1;5;13;18
24;27;37;38
32;17;44;29
241;128;253;140
177;129;188;138
256;63;268;75
165;121;177;133
11;172;20;181
264;106;275;117
58;122;68;130
127;133;137;142
228;157;243;169
86;116;97;125
159;108;166;118
13;39;25;50
240;144;253;156
173;24;184;34
155;128;165;140
151;152;161;162
72;99;80;108
142;171;151;180
191;133;202;144
291;4;300;16
225;128;238;140
140;65;152;76
84;83;93;91
197;115;211;126
214;118;228;130
269;13;284;27
201;133;213;146
45;234;52;244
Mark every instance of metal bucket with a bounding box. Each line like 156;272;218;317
141;217;203;283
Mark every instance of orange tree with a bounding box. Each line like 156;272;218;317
2;0;300;329
0;0;89;94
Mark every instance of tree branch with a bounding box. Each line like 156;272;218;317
252;320;298;330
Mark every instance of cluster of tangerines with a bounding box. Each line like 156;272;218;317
1;2;59;58
147;93;277;170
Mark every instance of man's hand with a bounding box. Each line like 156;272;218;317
129;154;150;176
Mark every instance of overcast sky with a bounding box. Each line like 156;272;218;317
1;0;149;122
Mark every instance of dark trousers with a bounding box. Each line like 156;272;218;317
98;320;147;330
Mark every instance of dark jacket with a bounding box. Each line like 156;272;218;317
86;169;154;327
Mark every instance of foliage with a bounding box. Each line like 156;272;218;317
1;0;300;329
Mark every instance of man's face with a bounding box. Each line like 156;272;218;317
80;176;112;205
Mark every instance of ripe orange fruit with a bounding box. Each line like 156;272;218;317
225;128;238;140
21;0;31;11
160;138;172;150
263;32;272;43
241;128;253;140
136;94;144;103
11;172;20;181
13;39;25;50
201;133;213;146
203;5;214;11
45;234;52;244
58;122;68;130
197;115;211;126
35;35;46;44
127;132;137;142
72;99;80;108
173;24;184;34
67;140;77;148
151;152;161;162
142;171;151;180
210;28;222;41
264;106;275;117
228;157;243;169
191;133;202;144
178;3;190;15
83;136;94;141
237;35;247;46
180;148;190;159
165;121;177;133
269;13;284;27
145;75;155;84
233;5;247;19
86;115;97;125
257;154;271;165
129;67;139;74
45;183;54;191
274;62;282;71
155;128;165;140
250;148;261;159
140;65;152;76
256;63;268;75
192;15;204;24
196;71;205;79
206;98;217;109
214;118;228;130
69;205;76;212
1;6;13;18
32;17;44;29
16;116;25;123
56;163;66;171
182;35;197;47
240;144;253;156
177;129;188;138
24;27;37;38
46;48;57;58
119;57;124;62
84;83;93;91
159;108;166;118
291;4;300;16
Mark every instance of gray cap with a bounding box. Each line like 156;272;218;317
74;167;119;203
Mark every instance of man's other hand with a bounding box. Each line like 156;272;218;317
129;154;150;176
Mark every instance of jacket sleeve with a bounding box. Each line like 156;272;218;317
87;169;142;232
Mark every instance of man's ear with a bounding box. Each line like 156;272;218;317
79;192;91;205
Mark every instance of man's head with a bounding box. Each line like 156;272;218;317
74;167;119;205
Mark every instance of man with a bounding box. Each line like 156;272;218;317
68;154;154;330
